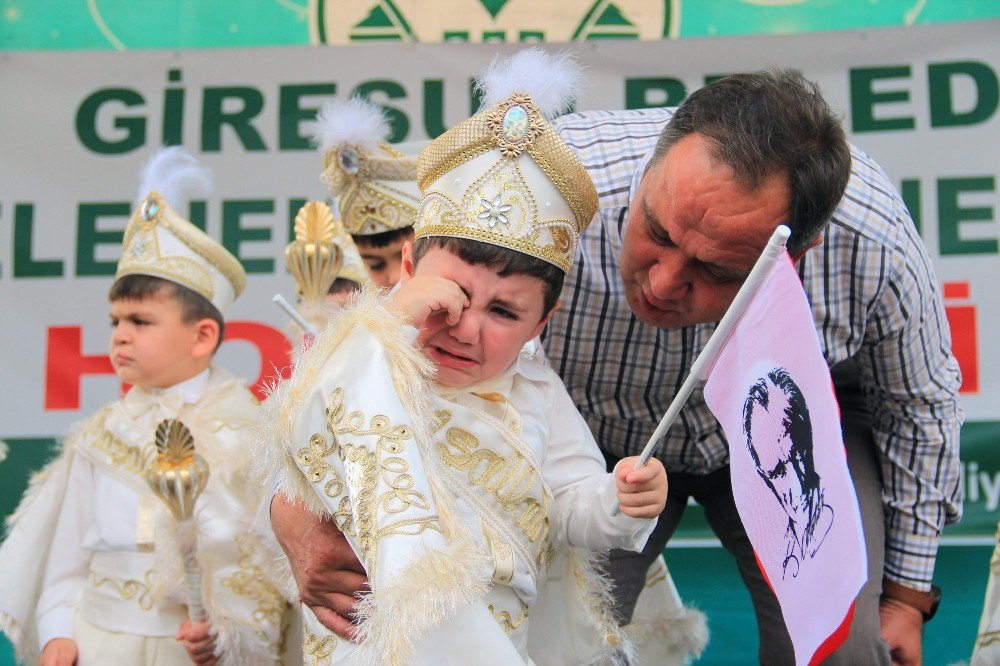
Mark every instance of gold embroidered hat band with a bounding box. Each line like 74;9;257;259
116;148;247;315
311;97;422;237
414;49;599;274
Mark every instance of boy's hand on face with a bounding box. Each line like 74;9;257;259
390;275;469;329
614;457;668;519
39;637;77;666
177;620;218;665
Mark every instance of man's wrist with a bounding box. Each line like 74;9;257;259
881;579;941;621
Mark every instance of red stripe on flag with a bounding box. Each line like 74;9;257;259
809;601;855;665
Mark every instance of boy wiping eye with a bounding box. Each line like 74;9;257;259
263;49;668;665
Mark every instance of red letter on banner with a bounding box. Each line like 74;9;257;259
45;326;115;410
943;281;979;394
223;321;293;401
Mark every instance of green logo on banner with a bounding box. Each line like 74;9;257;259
313;0;671;44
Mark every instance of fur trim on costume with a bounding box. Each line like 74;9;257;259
624;603;709;665
353;542;492;666
567;547;636;666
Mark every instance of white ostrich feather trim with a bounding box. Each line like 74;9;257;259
136;146;212;207
308;97;391;153
476;48;584;119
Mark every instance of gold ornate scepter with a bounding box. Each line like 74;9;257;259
146;419;210;622
280;201;344;336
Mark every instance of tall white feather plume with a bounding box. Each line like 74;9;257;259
308;97;391;152
476;48;584;119
136;147;213;208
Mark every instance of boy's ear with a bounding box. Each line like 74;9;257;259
399;241;415;283
190;318;221;359
531;300;562;338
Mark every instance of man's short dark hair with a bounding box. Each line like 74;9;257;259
109;274;225;352
650;68;851;256
411;236;563;318
352;226;414;249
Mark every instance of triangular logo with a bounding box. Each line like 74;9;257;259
573;0;639;40
478;0;511;20
350;0;416;41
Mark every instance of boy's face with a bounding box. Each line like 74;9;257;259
356;232;412;288
109;292;215;389
403;245;555;389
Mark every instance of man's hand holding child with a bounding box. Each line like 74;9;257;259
614;457;668;518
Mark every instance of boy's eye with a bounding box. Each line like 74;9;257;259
367;261;386;272
491;306;518;320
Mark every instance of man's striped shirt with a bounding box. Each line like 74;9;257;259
544;107;963;589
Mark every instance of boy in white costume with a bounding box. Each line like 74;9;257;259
0;149;286;666
263;50;676;665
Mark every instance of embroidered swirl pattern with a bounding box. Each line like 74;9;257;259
303;630;338;666
297;387;439;572
89;570;157;611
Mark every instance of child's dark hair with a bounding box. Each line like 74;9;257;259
411;237;563;318
327;277;362;296
109;274;226;351
352;226;414;249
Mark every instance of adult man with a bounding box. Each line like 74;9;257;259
272;68;962;664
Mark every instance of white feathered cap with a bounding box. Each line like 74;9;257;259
310;97;421;237
414;48;598;273
116;147;246;315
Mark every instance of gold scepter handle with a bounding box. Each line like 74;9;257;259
283;201;344;337
145;419;210;622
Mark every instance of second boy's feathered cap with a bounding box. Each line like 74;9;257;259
116;148;247;316
414;49;599;273
311;97;422;237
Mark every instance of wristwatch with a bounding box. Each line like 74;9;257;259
881;579;942;622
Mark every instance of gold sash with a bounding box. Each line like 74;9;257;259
431;402;553;584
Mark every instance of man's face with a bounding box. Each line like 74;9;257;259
619;134;791;328
405;246;553;389
748;391;805;520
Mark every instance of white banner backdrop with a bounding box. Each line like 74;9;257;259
1;20;997;440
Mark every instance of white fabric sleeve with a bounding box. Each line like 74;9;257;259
35;454;95;650
541;378;655;552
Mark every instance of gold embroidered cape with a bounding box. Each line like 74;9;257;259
262;287;673;665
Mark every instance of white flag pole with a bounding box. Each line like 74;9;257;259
272;293;319;338
635;224;791;467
